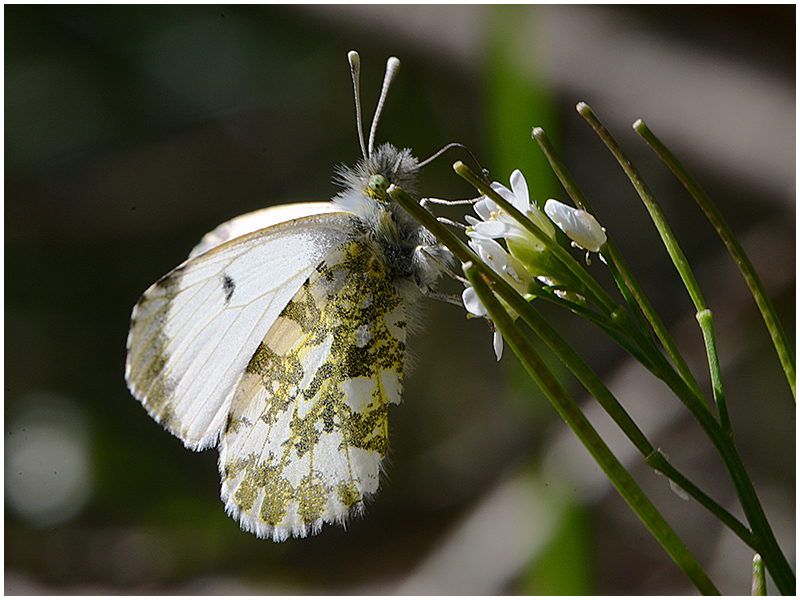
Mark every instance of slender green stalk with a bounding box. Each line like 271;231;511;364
576;104;741;438
571;106;793;593
504;291;753;548
600;245;656;344
489;259;791;594
530;126;655;342
532;126;706;402
752;554;767;596
463;263;719;595
576;103;719;404
611;263;794;593
548;297;658;372
391;181;794;594
577;103;707;312
529;126;596;214
645;451;753;546
720;450;795;595
460;162;709;418
697;309;731;433
390;182;752;555
633;118;795;401
456;162;682;386
392;186;652;456
503;293;752;549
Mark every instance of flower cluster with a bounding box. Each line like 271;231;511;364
463;169;607;359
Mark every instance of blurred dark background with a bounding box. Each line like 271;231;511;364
5;5;794;594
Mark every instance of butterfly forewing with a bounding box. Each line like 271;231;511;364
189;202;344;259
219;238;407;541
125;210;354;450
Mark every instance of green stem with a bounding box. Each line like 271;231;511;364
506;292;752;549
573;106;793;593
540;292;658;373
697;309;731;433
576;103;718;406
645;451;753;546
724;454;795;595
600;243;658;346
392;182;793;594
455;163;691;402
532;125;707;403
530;125;596;214
577;104;736;425
463;263;719;595
577;103;707;312
391;182;752;564
646;342;794;594
633;118;795;401
458;162;694;404
752;554;767;596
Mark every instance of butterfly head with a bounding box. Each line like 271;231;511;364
334;142;419;211
333;53;452;295
332;53;427;234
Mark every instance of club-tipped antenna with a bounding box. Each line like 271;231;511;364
368;56;401;158
348;51;367;161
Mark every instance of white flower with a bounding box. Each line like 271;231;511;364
466;170;555;250
544;199;607;252
462;281;504;361
461;169;553;361
462;237;534;361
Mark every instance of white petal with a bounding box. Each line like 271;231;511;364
493;330;504;361
470;237;509;269
474;198;497;221
493;221;534;245
544;199;607;252
509;170;530;212
468;220;512;240
462;286;487;316
490;182;516;206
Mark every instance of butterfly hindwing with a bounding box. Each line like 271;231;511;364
219;238;408;541
125;209;355;450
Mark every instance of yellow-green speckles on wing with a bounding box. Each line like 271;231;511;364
219;239;407;541
125;272;185;435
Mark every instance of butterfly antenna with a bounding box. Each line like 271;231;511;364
368;56;401;158
419;142;490;182
348;51;368;161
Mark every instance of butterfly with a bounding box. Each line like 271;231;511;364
125;51;451;542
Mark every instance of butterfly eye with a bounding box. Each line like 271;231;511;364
367;174;390;199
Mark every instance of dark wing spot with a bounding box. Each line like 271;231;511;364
222;273;236;304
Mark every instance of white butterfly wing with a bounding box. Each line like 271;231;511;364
218;238;408;541
125;206;353;450
189;202;343;258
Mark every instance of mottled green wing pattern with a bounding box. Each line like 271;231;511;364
125;209;354;450
218;239;407;541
